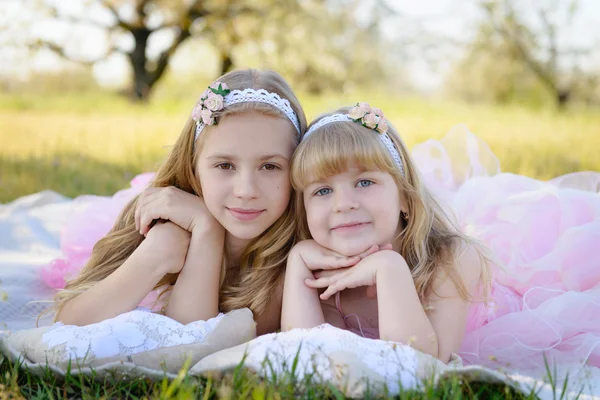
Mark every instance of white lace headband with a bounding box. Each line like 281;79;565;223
192;85;301;141
303;112;405;175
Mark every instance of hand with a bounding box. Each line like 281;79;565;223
142;221;191;274
312;244;393;298
305;250;404;300
134;186;218;235
291;240;389;273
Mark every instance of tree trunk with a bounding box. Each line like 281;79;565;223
220;52;233;76
129;27;152;102
556;89;571;110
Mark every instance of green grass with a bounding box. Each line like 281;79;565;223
0;353;542;400
1;91;599;203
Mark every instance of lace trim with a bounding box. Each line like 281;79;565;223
194;88;301;140
304;114;405;175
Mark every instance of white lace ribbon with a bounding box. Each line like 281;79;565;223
194;88;301;140
304;114;405;175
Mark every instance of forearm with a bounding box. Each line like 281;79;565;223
165;227;224;324
281;251;325;331
56;240;169;326
377;264;439;359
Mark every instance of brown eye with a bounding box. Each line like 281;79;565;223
261;163;279;171
217;163;233;170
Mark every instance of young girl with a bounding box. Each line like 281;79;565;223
282;104;600;386
49;69;309;336
281;104;490;363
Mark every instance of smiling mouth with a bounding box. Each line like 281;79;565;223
331;222;370;232
227;207;265;221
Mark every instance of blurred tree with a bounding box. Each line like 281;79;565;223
30;0;403;101
474;0;597;109
445;19;551;107
35;0;298;101
252;0;400;95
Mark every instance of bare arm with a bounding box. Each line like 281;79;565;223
376;254;439;358
56;222;190;326
378;246;482;362
165;225;224;324
426;245;483;362
281;248;326;331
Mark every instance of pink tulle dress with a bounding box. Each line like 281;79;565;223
41;125;600;380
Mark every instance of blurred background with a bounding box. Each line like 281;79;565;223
1;0;599;203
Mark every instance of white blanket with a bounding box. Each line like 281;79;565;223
0;191;72;331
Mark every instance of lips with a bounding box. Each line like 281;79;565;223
227;207;265;221
331;221;370;231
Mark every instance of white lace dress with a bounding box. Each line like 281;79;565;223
238;324;420;393
42;308;225;362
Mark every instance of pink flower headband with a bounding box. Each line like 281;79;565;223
191;82;231;126
303;103;404;175
191;82;301;141
347;102;389;134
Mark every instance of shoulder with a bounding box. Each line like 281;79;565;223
455;241;485;290
431;241;485;300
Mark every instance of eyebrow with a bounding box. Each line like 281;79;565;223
206;154;289;161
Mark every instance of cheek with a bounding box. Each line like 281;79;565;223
305;202;327;237
266;174;291;205
197;172;223;213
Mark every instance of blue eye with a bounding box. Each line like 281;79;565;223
217;163;233;170
357;179;373;188
315;188;332;196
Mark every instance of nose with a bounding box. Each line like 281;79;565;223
233;169;259;200
333;186;358;213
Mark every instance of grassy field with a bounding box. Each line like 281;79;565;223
1;91;599;203
0;353;545;400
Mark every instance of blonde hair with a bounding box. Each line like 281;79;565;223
52;69;307;319
290;107;491;304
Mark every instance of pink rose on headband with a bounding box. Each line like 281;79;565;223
200;109;214;125
376;118;388;134
363;112;379;129
348;106;367;120
191;104;202;121
204;92;224;111
371;107;384;117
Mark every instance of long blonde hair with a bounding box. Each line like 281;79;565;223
52;69;307;319
290;107;491;303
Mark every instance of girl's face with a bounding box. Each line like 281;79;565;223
197;111;297;243
303;164;402;256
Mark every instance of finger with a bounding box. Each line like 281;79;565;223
313;268;349;279
138;197;165;235
306;254;358;271
135;188;159;233
320;281;347;300
381;243;393;251
304;275;336;289
326;253;361;268
140;207;164;236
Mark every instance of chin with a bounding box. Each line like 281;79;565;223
330;241;374;257
226;226;265;241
